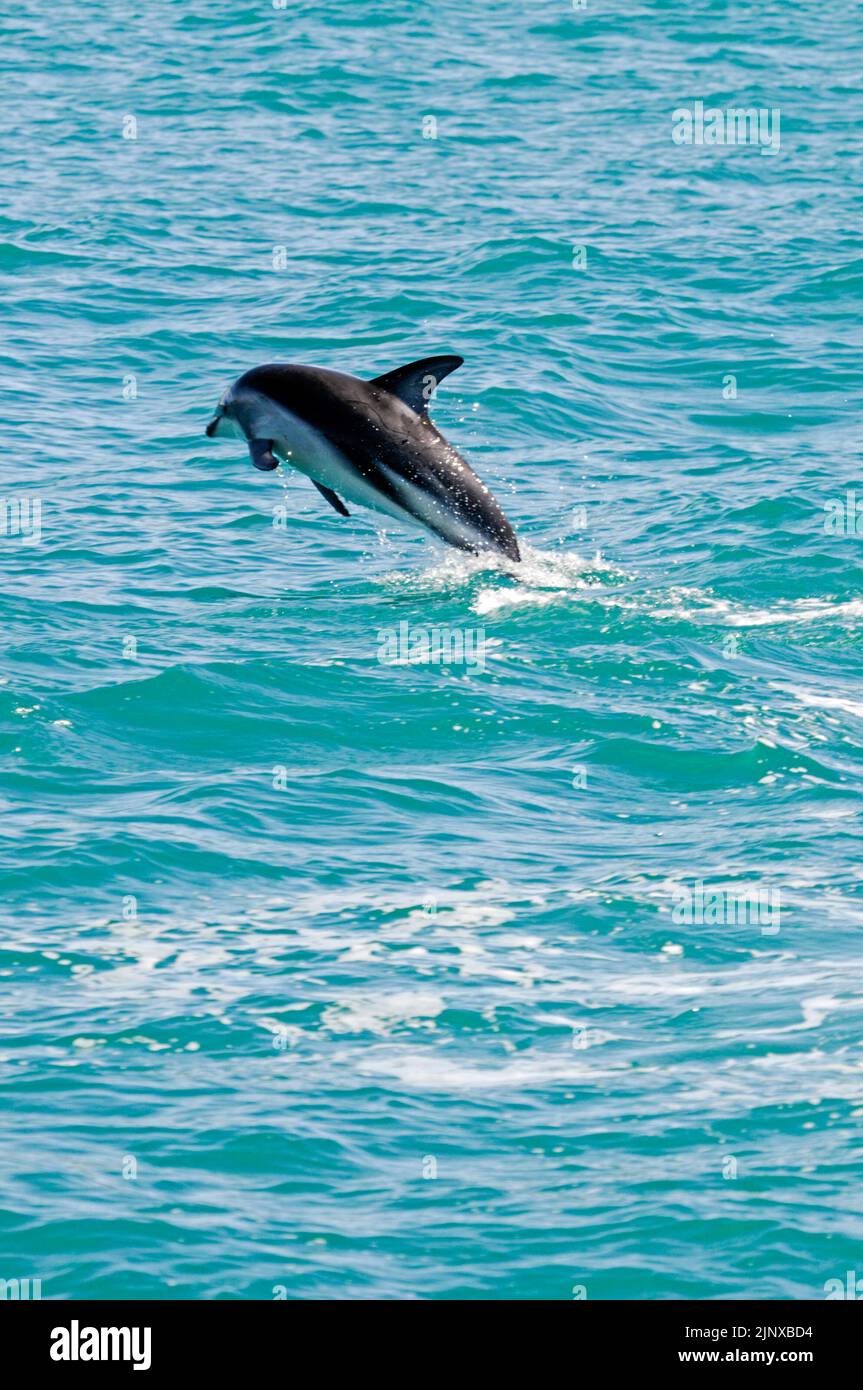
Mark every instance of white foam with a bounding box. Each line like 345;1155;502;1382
322;990;445;1035
383;543;625;619
773;683;863;720
650;589;863;629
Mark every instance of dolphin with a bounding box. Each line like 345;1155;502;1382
204;355;520;562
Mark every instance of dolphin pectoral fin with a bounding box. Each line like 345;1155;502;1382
312;481;350;517
369;355;464;417
249;438;279;471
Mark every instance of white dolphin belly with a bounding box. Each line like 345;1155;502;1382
237;389;411;525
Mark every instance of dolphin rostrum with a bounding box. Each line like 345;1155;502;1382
205;355;520;561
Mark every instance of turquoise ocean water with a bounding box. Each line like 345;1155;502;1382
1;0;862;1300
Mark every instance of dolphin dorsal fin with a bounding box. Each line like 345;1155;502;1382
370;354;464;416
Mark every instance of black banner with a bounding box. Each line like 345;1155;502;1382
1;1298;860;1375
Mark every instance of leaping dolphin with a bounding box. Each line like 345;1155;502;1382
204;355;521;562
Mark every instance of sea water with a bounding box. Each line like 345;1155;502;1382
0;0;861;1299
